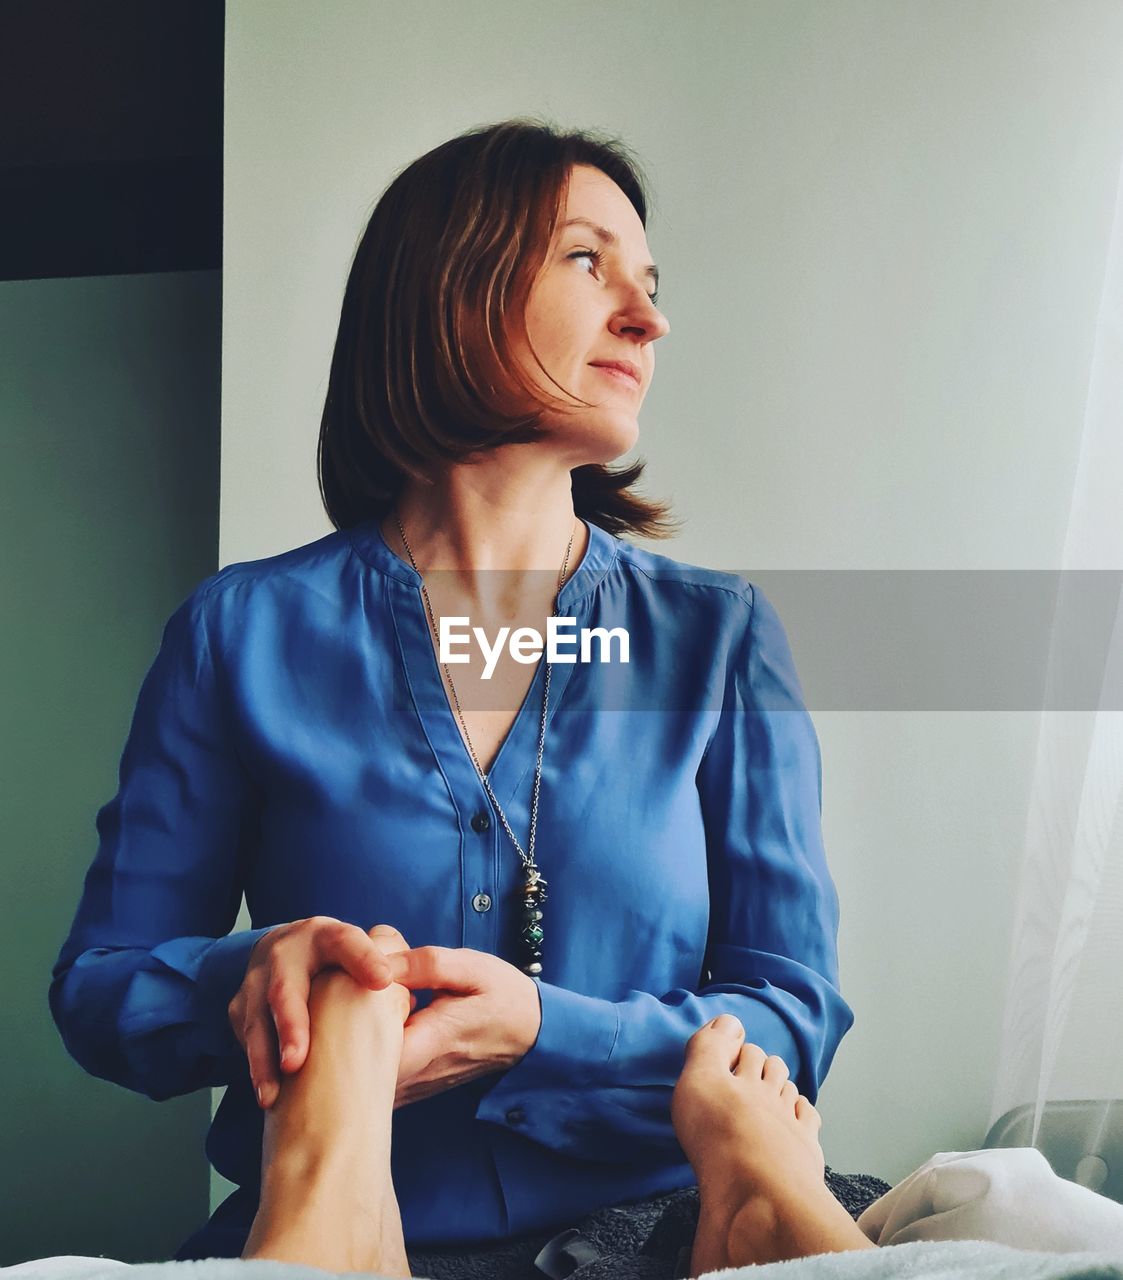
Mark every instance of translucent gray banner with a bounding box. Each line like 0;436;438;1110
749;570;1123;712
393;570;1123;712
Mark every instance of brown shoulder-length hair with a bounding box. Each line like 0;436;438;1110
316;116;680;541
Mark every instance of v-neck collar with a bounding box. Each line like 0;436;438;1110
348;513;619;809
348;512;619;611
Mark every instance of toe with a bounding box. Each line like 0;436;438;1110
780;1080;799;1107
762;1054;790;1087
685;1013;746;1071
795;1095;823;1129
733;1041;767;1077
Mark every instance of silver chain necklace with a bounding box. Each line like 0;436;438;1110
394;513;577;979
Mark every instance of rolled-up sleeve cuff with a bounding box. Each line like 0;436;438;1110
475;981;620;1128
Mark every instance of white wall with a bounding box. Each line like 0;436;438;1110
220;0;1123;1189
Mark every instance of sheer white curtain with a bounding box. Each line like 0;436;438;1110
989;128;1123;1196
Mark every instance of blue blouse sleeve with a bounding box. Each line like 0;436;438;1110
476;584;854;1162
48;583;276;1101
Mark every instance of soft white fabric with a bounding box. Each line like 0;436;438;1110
857;1148;1123;1254
1;1261;131;1279
3;1240;1123;1280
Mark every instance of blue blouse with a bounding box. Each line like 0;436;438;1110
49;515;853;1258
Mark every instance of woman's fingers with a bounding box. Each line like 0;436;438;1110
268;969;312;1076
386;945;476;992
368;922;408;951
322;921;396;989
266;925;391;1085
232;918;412;1111
243;1004;281;1109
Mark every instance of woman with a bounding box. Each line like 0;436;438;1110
49;119;854;1271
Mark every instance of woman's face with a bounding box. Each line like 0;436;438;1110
513;163;670;465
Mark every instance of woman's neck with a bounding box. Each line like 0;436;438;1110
382;458;589;614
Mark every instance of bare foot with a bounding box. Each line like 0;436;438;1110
671;1014;876;1277
241;925;413;1277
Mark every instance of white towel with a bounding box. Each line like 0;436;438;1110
5;1238;1123;1280
857;1147;1123;1254
1;1261;130;1279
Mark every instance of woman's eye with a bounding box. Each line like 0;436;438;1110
569;247;603;273
568;248;660;306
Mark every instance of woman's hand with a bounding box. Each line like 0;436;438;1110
228;917;412;1109
382;947;543;1108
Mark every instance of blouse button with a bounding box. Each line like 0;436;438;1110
471;811;491;833
506;1107;526;1126
472;893;492;913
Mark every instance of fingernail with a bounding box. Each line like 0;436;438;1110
256;1084;265;1108
280;1046;291;1068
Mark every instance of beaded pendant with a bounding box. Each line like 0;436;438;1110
520;865;548;977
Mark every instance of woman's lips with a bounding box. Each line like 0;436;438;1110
593;365;640;389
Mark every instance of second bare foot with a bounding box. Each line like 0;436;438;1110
671;1015;876;1276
